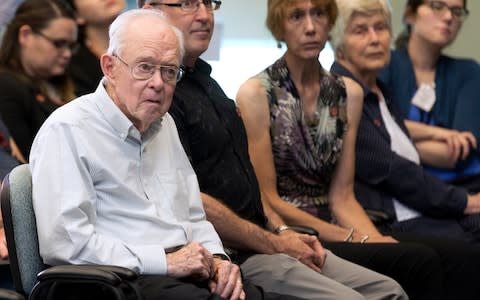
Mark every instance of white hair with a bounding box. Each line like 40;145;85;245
106;8;185;63
330;0;392;52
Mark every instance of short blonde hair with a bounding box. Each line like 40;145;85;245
330;0;392;52
266;0;338;42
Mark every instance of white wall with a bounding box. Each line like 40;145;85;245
207;0;479;99
215;0;479;61
126;0;480;61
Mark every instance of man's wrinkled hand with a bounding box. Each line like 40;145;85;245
209;258;245;300
166;242;214;280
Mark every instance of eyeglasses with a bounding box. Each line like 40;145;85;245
34;31;79;53
113;54;184;83
148;0;221;13
426;1;469;20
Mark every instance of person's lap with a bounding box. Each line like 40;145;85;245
134;275;304;300
391;231;480;300
240;251;406;300
323;240;443;300
30;273;304;300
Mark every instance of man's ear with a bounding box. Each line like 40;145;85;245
100;54;116;80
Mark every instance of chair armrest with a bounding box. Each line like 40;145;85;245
32;265;139;300
37;265;138;285
88;265;138;281
288;225;319;237
0;289;24;300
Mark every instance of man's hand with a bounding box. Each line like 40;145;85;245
209;258;245;300
166;242;214;280
0;228;8;260
273;230;326;272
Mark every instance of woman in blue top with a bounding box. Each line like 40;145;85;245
380;0;480;192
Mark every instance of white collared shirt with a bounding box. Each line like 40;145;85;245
30;81;225;274
378;95;421;222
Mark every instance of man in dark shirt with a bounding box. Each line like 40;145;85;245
137;1;409;300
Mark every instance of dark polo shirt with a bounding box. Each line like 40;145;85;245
169;59;268;262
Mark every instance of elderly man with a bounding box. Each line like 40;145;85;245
137;1;408;300
30;9;297;300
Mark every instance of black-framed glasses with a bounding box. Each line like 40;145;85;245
426;1;469;20
148;0;222;13
113;54;184;83
33;30;79;52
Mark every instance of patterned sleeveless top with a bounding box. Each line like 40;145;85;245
254;57;348;219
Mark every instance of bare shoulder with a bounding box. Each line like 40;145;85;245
236;77;271;127
341;76;364;101
236;77;267;107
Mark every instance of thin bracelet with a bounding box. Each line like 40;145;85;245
343;228;354;242
360;235;370;243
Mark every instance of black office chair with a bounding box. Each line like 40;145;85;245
1;164;141;299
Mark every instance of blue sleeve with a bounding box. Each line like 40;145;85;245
450;61;480;141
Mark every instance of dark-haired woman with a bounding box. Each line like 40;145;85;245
0;0;77;158
380;0;480;192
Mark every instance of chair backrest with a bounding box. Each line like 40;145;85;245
1;164;46;296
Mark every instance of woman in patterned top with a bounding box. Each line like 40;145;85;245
237;0;393;244
236;0;480;299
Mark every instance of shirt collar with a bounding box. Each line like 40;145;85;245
93;79;139;141
182;58;212;77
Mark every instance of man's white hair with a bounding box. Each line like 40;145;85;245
106;8;185;63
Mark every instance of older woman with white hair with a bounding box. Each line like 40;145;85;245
330;0;480;298
330;0;480;245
